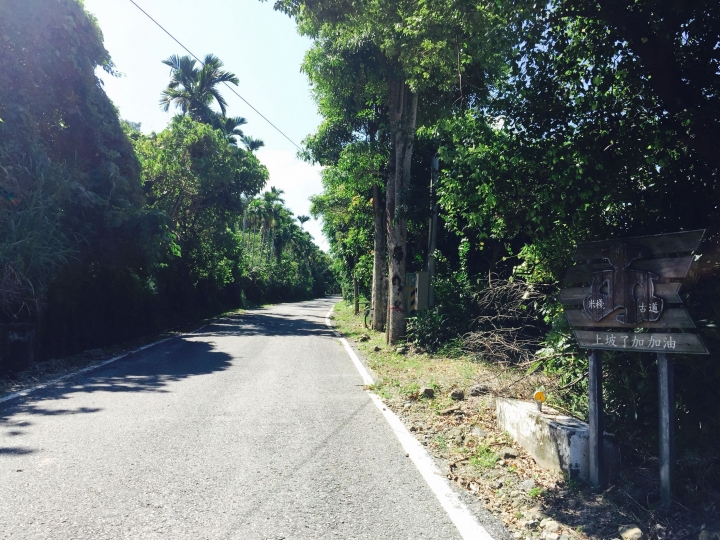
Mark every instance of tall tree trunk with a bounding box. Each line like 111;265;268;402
386;74;419;344
427;155;439;307
251;226;257;267
258;228;266;266
353;265;360;316
385;77;400;344
371;182;386;331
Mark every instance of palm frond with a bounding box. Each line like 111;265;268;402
162;54;183;70
242;136;265;152
160;53;237;123
209;89;229;116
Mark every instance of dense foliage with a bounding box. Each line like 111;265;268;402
0;0;333;361
282;0;720;496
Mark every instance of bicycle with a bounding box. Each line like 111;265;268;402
362;302;373;330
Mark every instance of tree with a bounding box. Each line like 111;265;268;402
159;54;239;125
218;115;248;145
134;116;268;288
436;0;719;282
0;0;150;329
301;31;390;330
297;215;310;230
274;0;516;342
310;163;374;311
558;0;720;175
271;0;720;484
242;135;265;152
242;191;334;300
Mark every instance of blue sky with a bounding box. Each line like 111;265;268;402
83;0;328;250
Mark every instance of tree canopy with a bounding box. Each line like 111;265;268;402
0;0;334;360
286;0;720;479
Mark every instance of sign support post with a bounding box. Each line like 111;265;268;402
588;349;605;489
658;352;674;506
560;230;707;502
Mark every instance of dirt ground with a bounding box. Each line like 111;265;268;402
330;300;720;540
1;301;717;539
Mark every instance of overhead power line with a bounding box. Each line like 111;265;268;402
126;0;302;150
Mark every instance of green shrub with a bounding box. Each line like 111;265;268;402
407;274;478;351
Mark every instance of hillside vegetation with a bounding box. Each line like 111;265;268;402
0;0;334;361
278;0;720;513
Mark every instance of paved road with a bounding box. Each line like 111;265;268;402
0;298;505;539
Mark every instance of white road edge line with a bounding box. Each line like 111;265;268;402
0;338;172;406
324;306;495;540
0;320;210;406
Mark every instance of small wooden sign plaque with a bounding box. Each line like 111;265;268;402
572;330;707;354
562;229;707;353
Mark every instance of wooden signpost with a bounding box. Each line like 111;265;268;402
561;230;708;505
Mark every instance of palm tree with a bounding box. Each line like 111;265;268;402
297;215;310;230
246;199;265;268
219;115;248;144
260;188;285;264
288;227;313;277
159;54;239;124
270;208;296;264
241;135;265;152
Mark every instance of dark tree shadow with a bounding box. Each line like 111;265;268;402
0;298;340;455
0;338;234;446
199;311;336;339
0;446;36;455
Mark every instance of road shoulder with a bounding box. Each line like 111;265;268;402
326;301;512;540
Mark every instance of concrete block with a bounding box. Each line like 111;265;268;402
496;397;619;482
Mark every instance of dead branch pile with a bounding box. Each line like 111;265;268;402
463;279;549;366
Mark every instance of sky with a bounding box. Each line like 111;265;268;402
82;0;328;250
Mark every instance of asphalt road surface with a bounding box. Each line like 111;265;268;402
0;297;508;539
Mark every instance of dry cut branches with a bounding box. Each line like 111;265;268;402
463;279;550;366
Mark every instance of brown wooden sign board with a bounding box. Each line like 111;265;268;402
563;229;705;335
564;256;694;285
562;230;707;505
560;282;683;306
572;230;704;261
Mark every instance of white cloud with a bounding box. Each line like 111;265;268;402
256;148;328;252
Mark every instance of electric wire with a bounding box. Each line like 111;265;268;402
126;0;302;150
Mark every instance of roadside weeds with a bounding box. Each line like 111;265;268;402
330;300;720;540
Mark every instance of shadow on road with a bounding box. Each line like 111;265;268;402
0;339;234;453
0;298;339;456
0;446;35;455
199;311;335;339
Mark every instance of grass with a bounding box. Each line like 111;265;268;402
528;486;544;498
329;299;495;403
329;298;720;536
435;435;449;451
470;445;499;470
562;472;583;492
